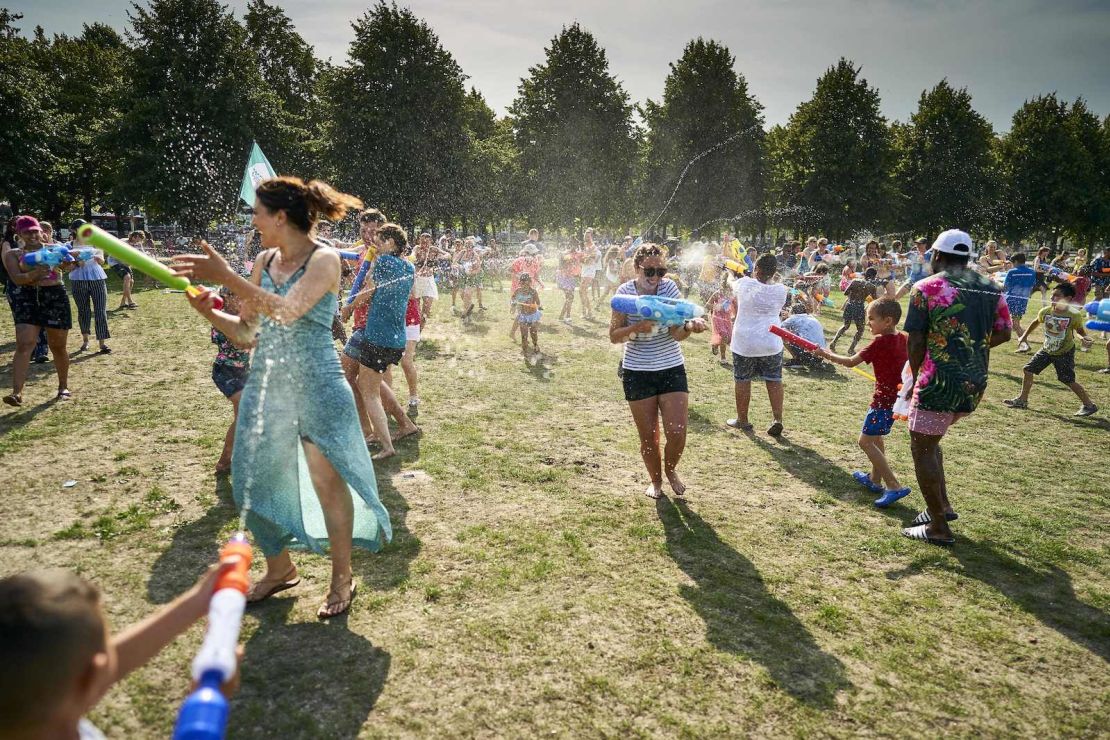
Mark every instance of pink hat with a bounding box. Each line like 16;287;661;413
14;215;42;233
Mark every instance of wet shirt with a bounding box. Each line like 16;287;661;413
1002;265;1036;313
904;270;1011;413
859;332;908;410
730;276;789;357
363;254;415;349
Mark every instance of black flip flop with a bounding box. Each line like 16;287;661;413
317;581;357;620
246;572;301;604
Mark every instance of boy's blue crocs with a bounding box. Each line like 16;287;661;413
874;487;911;508
852;471;882;493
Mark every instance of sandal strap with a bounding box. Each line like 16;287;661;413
912;510;932;526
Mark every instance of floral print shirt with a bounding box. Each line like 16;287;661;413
211;327;251;369
904;269;1011;413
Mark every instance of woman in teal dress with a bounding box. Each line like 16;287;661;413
174;176;388;619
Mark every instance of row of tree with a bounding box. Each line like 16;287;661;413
1;1;1107;247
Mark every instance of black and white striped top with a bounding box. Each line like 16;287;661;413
615;279;685;371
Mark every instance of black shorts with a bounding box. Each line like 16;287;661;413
111;263;133;278
1024;348;1076;384
622;364;688;402
344;330;404;373
843;300;866;324
212;364;249;398
7;284;72;330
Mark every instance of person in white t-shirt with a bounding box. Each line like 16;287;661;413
727;254;789;436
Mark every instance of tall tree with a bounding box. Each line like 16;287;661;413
244;0;320;177
997;94;1088;247
458;89;518;233
773;59;892;239
37;23;131;222
891;80;995;235
509;23;637;228
1062;98;1107;246
116;0;268;228
642;38;764;236
0;12;63;218
325;2;470;225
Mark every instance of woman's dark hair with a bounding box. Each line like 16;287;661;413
378;223;410;256
754;253;777;275
256;176;363;234
633;243;664;267
359;208;385;224
127;230;145;240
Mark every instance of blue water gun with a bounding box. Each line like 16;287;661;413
1037;263;1076;283
611;294;705;327
21;245;75;267
338;250;361;260
1085;299;1110;332
69;246;98;262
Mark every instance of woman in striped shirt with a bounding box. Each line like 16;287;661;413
610;244;707;499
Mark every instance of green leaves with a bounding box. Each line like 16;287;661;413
642;38;765;235
509;23;637;228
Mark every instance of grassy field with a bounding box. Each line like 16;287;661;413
1;274;1108;738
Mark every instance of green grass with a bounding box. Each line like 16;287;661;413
1;276;1108;738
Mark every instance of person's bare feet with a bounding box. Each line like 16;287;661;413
372;448;396;461
643;482;663;499
666;470;686;499
392;425;420;442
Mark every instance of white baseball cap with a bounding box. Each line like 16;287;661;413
931;229;972;256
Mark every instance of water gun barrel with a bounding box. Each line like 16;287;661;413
610;294;704;326
21;246;72;267
338;250;361;260
78;224;223;309
71;247;98;262
769;324;818;352
172;534;251;740
723;258;746;275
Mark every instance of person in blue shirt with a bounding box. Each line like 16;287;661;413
1003;253;1038;352
344;223;419;459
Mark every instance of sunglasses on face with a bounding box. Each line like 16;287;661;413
642;267;667;278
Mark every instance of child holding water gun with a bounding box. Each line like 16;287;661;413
510;272;543;356
707;273;736;368
1004;282;1098;416
0;561;241;740
816;298;911;506
211;287;254;474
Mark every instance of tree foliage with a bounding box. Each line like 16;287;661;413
891;80;995;236
642;38;764;236
116;0;267;228
325;1;470;226
510;23;637;228
772;59;892;239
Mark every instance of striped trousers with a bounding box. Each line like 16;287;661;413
71;279;111;340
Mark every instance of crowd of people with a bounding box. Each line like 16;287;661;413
2;178;1108;738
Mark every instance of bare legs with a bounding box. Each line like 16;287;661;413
342;353;374;439
579;278;594;319
629;392;688;497
732;379;782;427
216;391;241;472
910;431;954;539
9;324;38;401
830;320;863;353
858;433;900;489
118;273;134;308
559;289;574;321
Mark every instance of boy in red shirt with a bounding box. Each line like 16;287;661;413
817;298;911;507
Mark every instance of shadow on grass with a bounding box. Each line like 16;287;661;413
415;338;442;360
748;434;914;518
520;352;555;382
229;599;390;739
147;442;422;601
656;496;851;706
0;397;58;434
887;537;1109;663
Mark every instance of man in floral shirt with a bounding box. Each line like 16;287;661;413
901;230;1012;546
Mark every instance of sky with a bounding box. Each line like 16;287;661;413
12;0;1110;131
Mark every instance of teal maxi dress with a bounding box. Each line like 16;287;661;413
232;250;391;557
